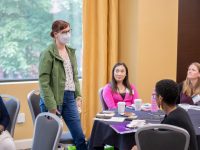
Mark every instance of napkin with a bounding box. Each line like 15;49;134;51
126;120;146;128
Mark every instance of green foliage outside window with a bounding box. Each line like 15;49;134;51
0;0;82;81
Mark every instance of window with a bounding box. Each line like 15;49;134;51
0;0;82;81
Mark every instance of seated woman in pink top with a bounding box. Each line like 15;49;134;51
103;62;139;109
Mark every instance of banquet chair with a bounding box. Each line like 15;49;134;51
32;112;62;150
27;90;74;144
1;94;20;137
98;87;108;110
135;124;190;150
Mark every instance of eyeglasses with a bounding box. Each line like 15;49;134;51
60;29;72;34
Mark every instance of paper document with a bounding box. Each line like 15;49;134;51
189;105;200;111
94;117;125;122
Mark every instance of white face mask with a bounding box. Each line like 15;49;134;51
58;33;71;44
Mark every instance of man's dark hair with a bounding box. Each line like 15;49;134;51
155;79;178;105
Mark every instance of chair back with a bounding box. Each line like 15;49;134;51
0;94;20;137
27;90;74;144
32;112;63;150
135;124;190;150
27;90;41;124
98;87;108;110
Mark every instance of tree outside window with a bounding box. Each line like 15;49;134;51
0;0;82;81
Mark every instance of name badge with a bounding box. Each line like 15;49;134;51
192;94;200;104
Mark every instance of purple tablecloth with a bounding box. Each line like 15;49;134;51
89;109;200;150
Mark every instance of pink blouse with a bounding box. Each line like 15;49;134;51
103;84;139;109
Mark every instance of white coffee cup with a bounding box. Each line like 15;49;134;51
134;99;142;111
117;102;126;114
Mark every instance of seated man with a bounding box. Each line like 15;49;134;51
155;79;198;150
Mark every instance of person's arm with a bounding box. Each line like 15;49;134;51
0;96;10;131
131;84;139;103
73;52;83;113
68;48;81;98
39;50;57;111
73;56;81;98
103;84;117;109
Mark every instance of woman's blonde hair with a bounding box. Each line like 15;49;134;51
183;62;200;96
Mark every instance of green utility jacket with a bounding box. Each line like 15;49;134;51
39;42;81;110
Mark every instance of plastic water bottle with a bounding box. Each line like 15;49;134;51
151;90;158;112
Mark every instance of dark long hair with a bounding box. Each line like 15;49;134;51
110;62;132;95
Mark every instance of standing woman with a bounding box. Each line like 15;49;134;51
103;62;139;109
177;62;200;105
39;20;87;150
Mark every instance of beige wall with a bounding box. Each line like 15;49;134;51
0;0;178;140
0;82;39;139
0;81;76;140
119;0;178;102
0;81;80;140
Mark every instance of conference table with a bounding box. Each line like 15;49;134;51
89;107;200;150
